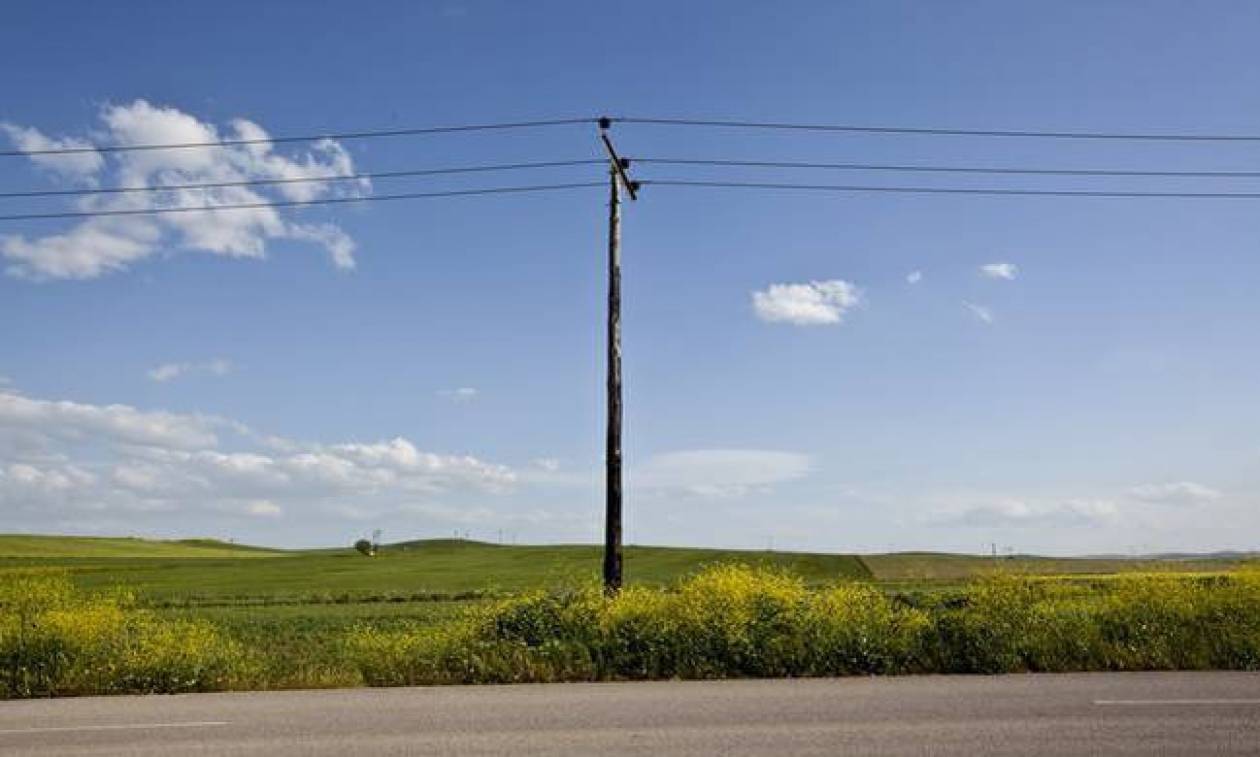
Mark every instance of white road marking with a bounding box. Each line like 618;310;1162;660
0;721;229;735
1095;699;1260;706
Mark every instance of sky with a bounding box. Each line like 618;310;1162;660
2;0;1259;554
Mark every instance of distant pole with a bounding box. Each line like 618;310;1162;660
598;119;637;594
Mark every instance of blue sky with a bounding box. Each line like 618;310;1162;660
2;0;1259;553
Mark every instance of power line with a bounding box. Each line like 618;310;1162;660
12;156;1260;201
12;155;1260;203
0;159;604;199
13;113;1260;159
616;117;1260;143
636;157;1260;179
0;182;605;222
0;118;596;157
643;179;1260;199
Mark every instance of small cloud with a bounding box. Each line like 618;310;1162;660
286;223;357;270
906;270;923;284
980;262;1018;280
752;279;862;326
1128;481;1222;506
148;364;184;383
439;387;479;402
148;359;233;383
962;301;994;324
532;458;561;472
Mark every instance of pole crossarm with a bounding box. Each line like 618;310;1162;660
598;117;640;201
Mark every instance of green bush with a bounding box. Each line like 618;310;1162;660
930;571;1260;673
348;566;1260;686
348;564;928;684
0;571;251;697
7;565;1260;697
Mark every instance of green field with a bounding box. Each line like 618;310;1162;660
1;534;1255;696
2;535;1249;604
1;537;873;604
0;534;282;559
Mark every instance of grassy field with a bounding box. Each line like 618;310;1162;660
0;537;873;604
2;534;1253;696
861;551;1247;582
1;535;1250;604
0;534;282;559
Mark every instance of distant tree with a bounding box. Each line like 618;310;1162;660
353;538;375;557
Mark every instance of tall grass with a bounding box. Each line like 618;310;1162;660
0;571;251;698
6;565;1260;698
348;566;1260;685
347;565;930;685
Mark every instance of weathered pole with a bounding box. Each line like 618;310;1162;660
603;163;623;593
598;119;636;594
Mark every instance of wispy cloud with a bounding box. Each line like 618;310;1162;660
931;497;1119;527
438;387;479;402
634;449;812;499
1128;481;1222;506
0;387;517;526
0;123;104;180
962;301;994;324
752;280;862;326
906;270;923;284
980;262;1018;280
147;359;233;383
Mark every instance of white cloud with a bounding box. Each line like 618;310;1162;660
635;449;812;498
244;499;283;518
980;262;1018;280
148;359;233;383
0;388;518;527
1;101;369;280
752;280;862;326
0;390;220;449
1;123;104;180
286;223;357;270
1128;481;1222;506
439;387;479;402
1;219;162;280
906;270;922;284
532;458;561;472
963;301;994;324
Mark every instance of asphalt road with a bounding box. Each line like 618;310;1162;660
1;672;1258;756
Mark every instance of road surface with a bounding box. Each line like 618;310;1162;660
1;672;1258;755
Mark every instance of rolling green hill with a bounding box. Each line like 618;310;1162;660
2;535;1248;606
0;534;282;559
860;551;1250;582
46;539;866;604
1;537;868;604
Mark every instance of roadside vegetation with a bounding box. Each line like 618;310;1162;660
0;570;248;698
2;536;1257;698
346;566;1260;685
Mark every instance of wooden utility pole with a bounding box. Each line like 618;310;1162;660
598;118;637;593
